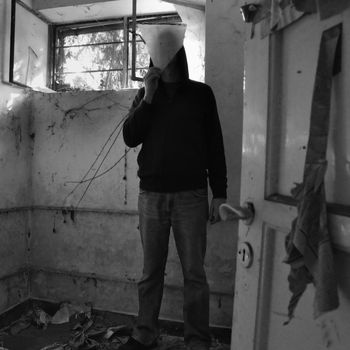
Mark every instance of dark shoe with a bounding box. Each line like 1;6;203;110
119;337;157;350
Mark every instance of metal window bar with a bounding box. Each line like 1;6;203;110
62;68;124;74
9;0;16;83
57;41;126;49
131;0;143;82
53;10;181;89
47;24;55;88
56;21;125;35
122;16;129;88
54;30;66;90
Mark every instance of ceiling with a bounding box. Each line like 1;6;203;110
32;0;205;24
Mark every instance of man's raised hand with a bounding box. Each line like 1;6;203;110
143;67;162;104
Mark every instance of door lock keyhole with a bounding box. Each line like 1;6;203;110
238;242;253;268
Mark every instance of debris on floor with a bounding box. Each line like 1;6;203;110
0;302;230;350
0;302;93;336
0;301;132;350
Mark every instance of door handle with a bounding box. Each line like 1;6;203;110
219;202;255;225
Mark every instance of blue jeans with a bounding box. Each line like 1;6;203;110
133;189;210;347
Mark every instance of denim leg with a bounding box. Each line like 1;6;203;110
171;189;210;347
134;191;171;345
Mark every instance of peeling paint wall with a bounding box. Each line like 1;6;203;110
0;90;32;208
0;1;32;314
0;87;31;314
28;90;140;312
0;0;243;328
28;88;235;327
30;91;139;210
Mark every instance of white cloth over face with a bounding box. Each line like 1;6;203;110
138;24;187;70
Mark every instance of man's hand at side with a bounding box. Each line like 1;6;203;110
143;67;162;104
209;198;226;224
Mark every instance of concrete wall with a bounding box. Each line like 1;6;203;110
205;0;245;325
25;2;240;327
176;5;206;82
0;0;244;329
28;89;234;326
0;1;32;314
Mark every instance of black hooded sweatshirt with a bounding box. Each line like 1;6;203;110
123;47;227;198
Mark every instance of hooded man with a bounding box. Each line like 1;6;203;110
122;45;227;350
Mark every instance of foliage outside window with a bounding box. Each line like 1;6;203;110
53;14;181;91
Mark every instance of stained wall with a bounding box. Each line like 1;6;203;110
0;0;244;329
0;1;32;315
28;89;235;326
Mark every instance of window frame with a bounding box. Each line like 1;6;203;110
9;0;51;89
51;13;181;91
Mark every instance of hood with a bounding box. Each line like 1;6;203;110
167;46;189;80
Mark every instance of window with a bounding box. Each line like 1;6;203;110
52;14;181;91
9;0;49;90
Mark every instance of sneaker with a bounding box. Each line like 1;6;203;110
119;337;158;350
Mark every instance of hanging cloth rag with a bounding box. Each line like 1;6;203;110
284;24;342;324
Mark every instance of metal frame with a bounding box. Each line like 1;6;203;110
52;10;180;89
53;22;128;90
9;0;16;84
131;0;143;82
9;0;50;89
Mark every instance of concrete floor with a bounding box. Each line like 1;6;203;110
1;325;230;350
1;330;230;350
0;302;230;350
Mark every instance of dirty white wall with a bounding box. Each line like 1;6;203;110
205;0;245;324
28;90;143;315
24;2;238;327
28;87;234;326
176;4;206;82
0;1;31;315
25;2;240;327
0;0;244;329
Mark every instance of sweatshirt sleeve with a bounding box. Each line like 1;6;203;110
205;86;228;199
123;87;154;148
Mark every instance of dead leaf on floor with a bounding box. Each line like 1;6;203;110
39;343;67;350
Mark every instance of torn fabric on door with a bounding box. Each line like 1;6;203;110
284;24;342;324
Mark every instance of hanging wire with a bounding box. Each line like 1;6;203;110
62;113;129;205
74;121;125;208
65;148;131;185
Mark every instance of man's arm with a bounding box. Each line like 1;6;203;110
205;86;227;223
123;88;152;147
122;68;161;148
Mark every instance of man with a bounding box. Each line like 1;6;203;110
122;45;227;350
